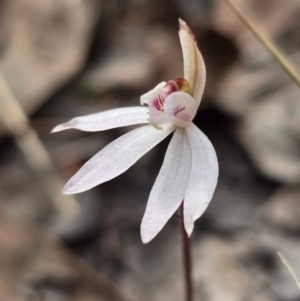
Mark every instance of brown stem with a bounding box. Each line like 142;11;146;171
179;203;194;301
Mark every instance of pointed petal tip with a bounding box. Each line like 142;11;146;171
140;221;156;244
178;18;187;30
141;236;151;244
184;221;194;237
51;123;73;133
186;224;194;237
62;186;71;195
184;212;195;237
62;183;78;195
51;124;65;133
178;18;194;38
140;228;152;244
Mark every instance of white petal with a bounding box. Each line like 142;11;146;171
164;91;198;127
63;123;175;194
179;19;206;106
147;108;166;128
140;82;166;105
141;128;192;243
184;123;218;236
52;107;149;133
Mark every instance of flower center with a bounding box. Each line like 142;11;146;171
140;78;198;128
152;78;191;112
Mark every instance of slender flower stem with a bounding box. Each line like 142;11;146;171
179;203;194;301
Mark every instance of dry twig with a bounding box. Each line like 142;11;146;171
0;72;80;219
278;252;300;291
222;0;300;87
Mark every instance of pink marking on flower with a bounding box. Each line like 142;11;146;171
153;93;165;111
174;106;185;116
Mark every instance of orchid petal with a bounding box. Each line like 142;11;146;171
179;19;206;106
52;107;149;133
184;123;218;236
140;82;166;106
63;123;175;194
140;81;168;128
164;91;198;127
147;108;166;128
141;128;192;243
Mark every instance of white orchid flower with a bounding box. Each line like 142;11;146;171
52;19;218;243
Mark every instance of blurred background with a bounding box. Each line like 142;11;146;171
0;0;300;300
